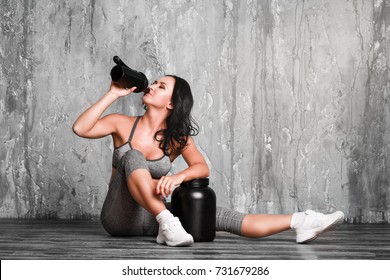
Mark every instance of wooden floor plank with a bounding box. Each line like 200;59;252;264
0;219;389;259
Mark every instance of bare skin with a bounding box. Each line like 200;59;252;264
241;214;292;238
73;77;293;238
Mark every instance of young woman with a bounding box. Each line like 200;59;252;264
72;75;344;247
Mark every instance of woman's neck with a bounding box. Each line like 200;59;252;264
141;108;169;133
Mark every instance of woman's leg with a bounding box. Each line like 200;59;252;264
123;149;193;246
101;149;170;237
216;207;344;243
100;170;157;237
241;214;292;238
100;154;159;236
216;208;291;238
121;149;168;216
126;168;166;217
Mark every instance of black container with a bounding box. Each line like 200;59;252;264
171;178;216;242
110;56;148;92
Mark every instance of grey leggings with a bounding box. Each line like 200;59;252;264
100;149;245;237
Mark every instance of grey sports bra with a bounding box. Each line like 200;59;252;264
112;116;172;178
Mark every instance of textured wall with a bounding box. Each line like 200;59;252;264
1;0;389;222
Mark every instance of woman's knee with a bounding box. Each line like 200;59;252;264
216;206;246;236
122;149;149;178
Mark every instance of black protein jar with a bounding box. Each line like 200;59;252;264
171;178;216;242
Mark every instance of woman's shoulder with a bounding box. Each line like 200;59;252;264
108;114;140;147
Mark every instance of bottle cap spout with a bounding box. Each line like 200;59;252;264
113;56;130;69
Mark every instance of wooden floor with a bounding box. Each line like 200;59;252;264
0;219;389;260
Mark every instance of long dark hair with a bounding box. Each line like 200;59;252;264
154;75;199;155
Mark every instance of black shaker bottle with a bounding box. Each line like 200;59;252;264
171;178;216;242
110;56;149;92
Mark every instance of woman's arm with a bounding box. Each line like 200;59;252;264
175;136;210;181
72;83;136;138
156;136;210;197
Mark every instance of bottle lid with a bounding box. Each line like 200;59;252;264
180;178;209;188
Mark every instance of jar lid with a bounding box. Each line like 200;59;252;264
180;178;209;187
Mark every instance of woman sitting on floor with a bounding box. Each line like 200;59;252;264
72;74;344;247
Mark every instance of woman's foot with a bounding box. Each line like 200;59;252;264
156;217;194;247
293;210;345;243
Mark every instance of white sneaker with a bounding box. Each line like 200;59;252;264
295;210;345;244
156;217;194;247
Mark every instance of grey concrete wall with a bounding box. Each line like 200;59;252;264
1;0;389;222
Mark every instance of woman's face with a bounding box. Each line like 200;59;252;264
142;76;176;110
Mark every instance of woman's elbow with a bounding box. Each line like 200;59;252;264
203;163;210;178
72;123;80;135
72;123;85;137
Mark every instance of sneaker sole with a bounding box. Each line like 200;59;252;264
156;235;194;247
297;211;345;244
156;235;165;245
166;238;194;247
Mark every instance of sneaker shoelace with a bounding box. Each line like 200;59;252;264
162;218;182;234
304;210;324;228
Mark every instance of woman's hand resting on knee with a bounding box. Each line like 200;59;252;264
156;174;186;198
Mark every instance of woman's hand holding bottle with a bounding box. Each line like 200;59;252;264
107;82;137;99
